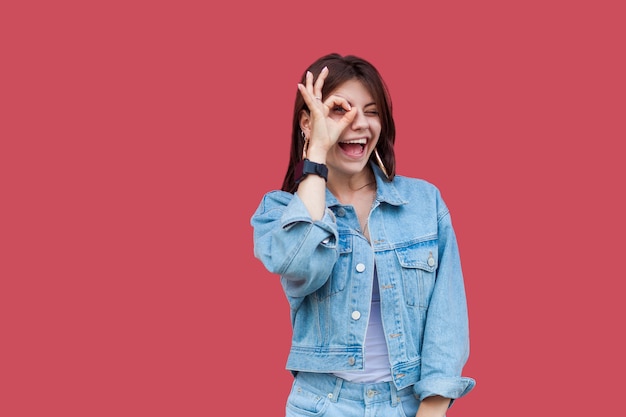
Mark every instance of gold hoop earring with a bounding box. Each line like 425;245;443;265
302;136;310;159
374;148;390;180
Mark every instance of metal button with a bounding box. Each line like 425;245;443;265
427;251;435;267
367;389;376;398
356;263;366;272
348;357;355;365
327;393;333;399
336;208;346;217
351;310;361;320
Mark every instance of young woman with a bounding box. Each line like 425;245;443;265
251;53;475;417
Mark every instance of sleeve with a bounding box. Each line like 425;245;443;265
412;193;476;403
250;190;339;298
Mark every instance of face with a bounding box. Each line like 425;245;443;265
324;79;381;179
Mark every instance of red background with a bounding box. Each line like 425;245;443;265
1;1;625;415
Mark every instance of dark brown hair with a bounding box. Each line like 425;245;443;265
281;53;396;193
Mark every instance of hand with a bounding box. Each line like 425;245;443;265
415;395;451;417
297;67;357;157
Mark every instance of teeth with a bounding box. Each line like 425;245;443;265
340;138;367;144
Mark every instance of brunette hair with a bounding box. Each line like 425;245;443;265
281;53;396;193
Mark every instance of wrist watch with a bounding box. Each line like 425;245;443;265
294;159;328;184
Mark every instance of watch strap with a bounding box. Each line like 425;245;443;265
294;159;328;184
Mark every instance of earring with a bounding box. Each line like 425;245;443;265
374;148;390;180
301;133;309;159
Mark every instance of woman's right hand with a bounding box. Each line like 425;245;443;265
297;67;357;158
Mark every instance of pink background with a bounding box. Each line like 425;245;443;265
2;0;624;415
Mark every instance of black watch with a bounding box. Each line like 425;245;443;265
294;159;328;184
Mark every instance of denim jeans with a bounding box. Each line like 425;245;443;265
286;372;422;417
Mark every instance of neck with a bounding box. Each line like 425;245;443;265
327;172;376;205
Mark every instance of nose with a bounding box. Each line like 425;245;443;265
351;108;368;130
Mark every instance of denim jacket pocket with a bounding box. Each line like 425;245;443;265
315;232;352;300
395;240;438;308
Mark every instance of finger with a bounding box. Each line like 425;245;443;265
304;70;315;96
326;96;357;128
299;81;328;117
302;71;323;106
313;66;328;99
297;83;315;108
324;95;352;113
298;84;326;118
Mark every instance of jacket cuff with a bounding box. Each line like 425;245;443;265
280;193;337;237
412;376;476;402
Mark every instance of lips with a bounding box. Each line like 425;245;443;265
338;138;367;157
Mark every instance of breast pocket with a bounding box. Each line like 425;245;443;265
315;233;352;300
395;240;438;308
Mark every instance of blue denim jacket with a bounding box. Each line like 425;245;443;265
251;164;475;401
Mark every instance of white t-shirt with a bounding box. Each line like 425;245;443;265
333;266;393;382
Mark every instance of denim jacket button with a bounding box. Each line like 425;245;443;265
336;208;346;217
356;263;366;272
351;310;361;320
348;357;356;366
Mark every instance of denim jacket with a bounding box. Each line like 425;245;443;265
251;164;475;401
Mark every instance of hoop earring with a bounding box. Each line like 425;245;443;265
302;135;309;159
374;148;390;180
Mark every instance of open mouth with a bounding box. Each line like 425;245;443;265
338;138;367;157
